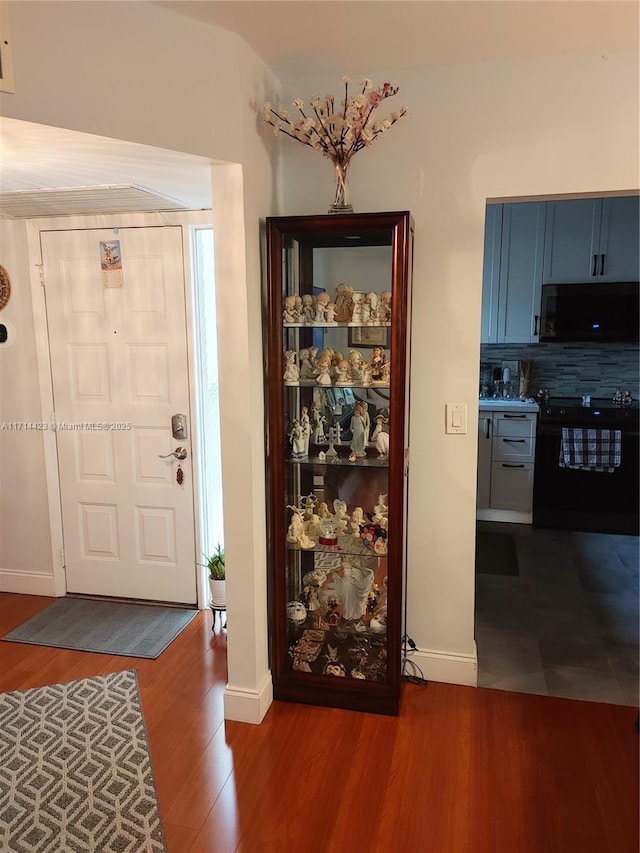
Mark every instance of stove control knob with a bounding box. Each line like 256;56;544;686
559;408;567;416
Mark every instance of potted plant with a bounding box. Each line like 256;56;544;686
202;544;225;609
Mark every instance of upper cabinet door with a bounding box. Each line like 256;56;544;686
542;198;600;284
543;195;640;284
480;204;502;344
496;201;546;343
598;196;640;282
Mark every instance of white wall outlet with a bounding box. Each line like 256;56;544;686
446;403;467;434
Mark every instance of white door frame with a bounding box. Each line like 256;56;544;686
25;209;214;608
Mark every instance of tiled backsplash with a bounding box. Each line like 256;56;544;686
480;343;640;399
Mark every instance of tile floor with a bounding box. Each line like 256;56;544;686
475;520;639;706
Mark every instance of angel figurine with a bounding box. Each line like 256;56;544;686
332;559;373;623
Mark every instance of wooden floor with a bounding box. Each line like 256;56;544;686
1;593;638;853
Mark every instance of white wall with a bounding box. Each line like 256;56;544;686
0;0;280;722
279;52;640;684
0;220;54;592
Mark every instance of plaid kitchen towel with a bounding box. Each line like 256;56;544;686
559;428;622;472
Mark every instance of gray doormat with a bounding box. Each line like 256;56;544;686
2;597;197;658
475;531;520;576
0;670;166;851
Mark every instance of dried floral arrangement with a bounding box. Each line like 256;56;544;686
263;77;408;212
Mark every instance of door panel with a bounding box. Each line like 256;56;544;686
41;226;196;603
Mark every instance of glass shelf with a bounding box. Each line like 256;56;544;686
286;453;389;468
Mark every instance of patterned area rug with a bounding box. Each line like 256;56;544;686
0;670;166;852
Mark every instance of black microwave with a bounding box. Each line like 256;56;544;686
539;282;640;343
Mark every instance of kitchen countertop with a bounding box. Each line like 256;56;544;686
479;398;540;413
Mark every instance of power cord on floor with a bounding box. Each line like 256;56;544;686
402;634;429;686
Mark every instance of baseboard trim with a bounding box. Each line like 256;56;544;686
477;509;532;524
224;671;273;724
0;568;57;597
407;646;478;687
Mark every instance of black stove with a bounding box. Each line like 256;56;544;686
534;396;639;535
538;397;639;428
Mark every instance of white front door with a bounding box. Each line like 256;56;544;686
41;226;197;604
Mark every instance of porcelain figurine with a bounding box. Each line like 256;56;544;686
317;501;331;519
378;290;392;323
300;406;311;455
369;347;387;383
298;348;315;384
305;513;321;540
325;302;338;325
289;420;307;458
371;416;389;458
382;359;391;384
283;295;299;324
333;499;350;533
366;292;379;325
373;537;388;555
283;350;300;385
360;362;372;387
332;560;374;621
313;290;330;323
334;283;354;323
349;291;366;325
314;352;333;386
348;349;364;382
286;510;305;543
300;294;314;324
349;403;368;461
350;506;365;537
334;359;351;386
326;426;338;457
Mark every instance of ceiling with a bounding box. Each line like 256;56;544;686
158;0;639;79
0;117;213;216
1;1;637;215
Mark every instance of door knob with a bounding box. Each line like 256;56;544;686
158;446;188;460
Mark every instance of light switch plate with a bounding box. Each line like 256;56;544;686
446;403;467;434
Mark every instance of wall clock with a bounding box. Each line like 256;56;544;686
0;265;10;310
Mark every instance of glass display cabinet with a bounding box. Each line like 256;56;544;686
265;212;414;715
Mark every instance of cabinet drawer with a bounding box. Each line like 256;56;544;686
490;462;534;513
493;434;535;462
493;413;537;439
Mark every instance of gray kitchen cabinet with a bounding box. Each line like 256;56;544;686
543;195;640;284
476;412;493;510
480;202;546;343
480;204;502;344
477;408;537;522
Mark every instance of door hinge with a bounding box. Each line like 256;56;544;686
60;546;65;568
36;264;45;286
